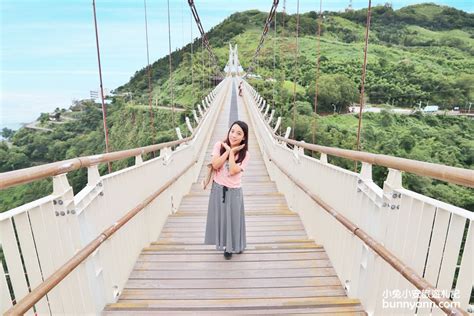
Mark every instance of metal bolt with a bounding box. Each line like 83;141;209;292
382;202;387;207
358;179;362;184
357;188;361;192
98;182;103;187
58;200;63;205
67;210;70;214
392;193;398;198
396;205;400;210
60;211;65;216
55;211;59;216
70;209;76;215
99;192;104;196
53;200;57;205
398;193;401;198
391;205;396;210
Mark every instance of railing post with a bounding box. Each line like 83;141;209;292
359;162;372;181
273;117;281;133
192;110;199;124
175;127;183;140
268;109;275;124
197;104;203;117
264;104;270;117
282;127;291;147
87;165;101;185
185;117;194;134
135;155;143;166
384;168;402;193
320;153;328;164
53;173;71;196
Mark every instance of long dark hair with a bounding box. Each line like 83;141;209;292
219;120;249;164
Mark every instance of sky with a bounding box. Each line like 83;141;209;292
1;0;473;130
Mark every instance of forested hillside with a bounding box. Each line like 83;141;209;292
1;3;473;212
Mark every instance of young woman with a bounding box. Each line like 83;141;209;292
204;120;250;259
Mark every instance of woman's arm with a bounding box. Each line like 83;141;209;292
228;151;240;176
211;144;230;170
228;145;245;175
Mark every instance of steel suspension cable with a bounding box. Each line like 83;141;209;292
272;9;277;109
355;0;372;170
312;0;323;144
291;0;300;139
143;0;156;142
187;0;223;78
167;0;176;127
190;11;194;101
279;0;287;135
247;0;279;74
92;0;112;173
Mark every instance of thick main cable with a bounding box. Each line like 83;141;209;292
187;0;223;78
247;0;279;74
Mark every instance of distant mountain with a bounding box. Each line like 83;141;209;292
119;3;473;113
1;3;473;213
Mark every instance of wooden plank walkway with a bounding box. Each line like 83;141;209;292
104;79;366;315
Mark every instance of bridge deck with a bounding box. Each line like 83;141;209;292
103;79;366;314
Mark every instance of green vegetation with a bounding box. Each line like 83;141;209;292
1;3;473;213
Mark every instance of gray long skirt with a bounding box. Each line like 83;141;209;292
204;181;246;253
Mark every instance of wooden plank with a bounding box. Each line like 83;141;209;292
133;259;333;270
120;286;346;300
104;85;365;314
0;218;30;312
0;259;13;314
124;277;342;289
455;220;472;310
14;212;50;313
158;231;307;238
137;252;328;262
154;237;314;244
166;216;301;222
104;305;366;315
128;268;338;279
161;225;304;232
105;296;362;309
143;243;323;251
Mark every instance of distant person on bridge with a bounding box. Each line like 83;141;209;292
204;120;250;259
238;81;243;96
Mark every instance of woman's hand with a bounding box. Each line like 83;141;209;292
221;142;231;152
231;144;245;153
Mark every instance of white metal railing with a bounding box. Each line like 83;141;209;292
242;80;473;315
0;78;231;314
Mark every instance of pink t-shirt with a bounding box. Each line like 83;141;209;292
211;141;250;188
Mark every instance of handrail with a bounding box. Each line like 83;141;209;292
2;80;229;313
275;136;474;188
243;83;469;315
244;82;474;188
0;137;190;190
3;159;197;315
0;87;218;190
270;158;469;316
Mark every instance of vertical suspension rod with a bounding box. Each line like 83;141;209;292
92;0;112;173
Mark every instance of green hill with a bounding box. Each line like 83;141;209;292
1;4;473;212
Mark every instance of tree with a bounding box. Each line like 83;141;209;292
39;113;49;124
307;74;358;113
1;128;14;139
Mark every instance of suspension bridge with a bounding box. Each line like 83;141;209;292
1;1;473;315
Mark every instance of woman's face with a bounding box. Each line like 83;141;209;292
228;124;245;146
